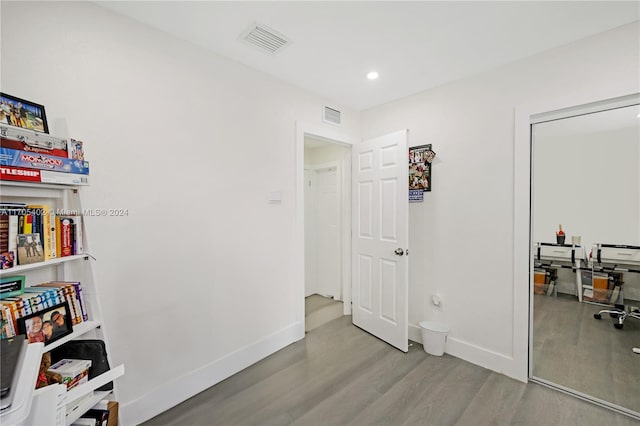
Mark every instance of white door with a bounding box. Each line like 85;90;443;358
316;166;341;299
306;165;342;298
352;130;409;352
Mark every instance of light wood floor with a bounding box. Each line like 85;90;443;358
144;313;638;426
533;293;640;413
305;294;343;332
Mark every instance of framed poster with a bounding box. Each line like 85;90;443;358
0;93;49;133
409;144;435;202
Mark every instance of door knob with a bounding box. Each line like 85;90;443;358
394;248;404;256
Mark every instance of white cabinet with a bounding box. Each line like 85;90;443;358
0;181;124;426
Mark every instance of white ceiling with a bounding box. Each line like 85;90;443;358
95;1;639;111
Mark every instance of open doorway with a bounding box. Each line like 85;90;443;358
303;135;351;331
295;124;409;349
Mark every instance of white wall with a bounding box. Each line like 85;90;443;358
361;21;640;380
533;125;640;250
305;143;348;167
1;2;359;424
533;124;640;298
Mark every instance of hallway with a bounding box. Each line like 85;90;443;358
305;294;343;332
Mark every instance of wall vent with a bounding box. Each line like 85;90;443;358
323;105;342;126
240;23;290;54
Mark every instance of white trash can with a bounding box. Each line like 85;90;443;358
419;321;449;356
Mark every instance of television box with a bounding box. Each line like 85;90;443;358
48;359;92;390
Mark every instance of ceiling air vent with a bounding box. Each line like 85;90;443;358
323;105;342;126
240;23;290;55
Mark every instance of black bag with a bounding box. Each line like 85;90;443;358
50;339;113;391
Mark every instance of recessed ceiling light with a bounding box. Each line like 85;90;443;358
367;71;379;80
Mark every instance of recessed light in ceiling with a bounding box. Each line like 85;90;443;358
367;71;379;80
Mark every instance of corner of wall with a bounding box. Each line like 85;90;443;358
409;324;527;383
121;321;304;425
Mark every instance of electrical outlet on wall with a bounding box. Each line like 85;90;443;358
432;294;442;309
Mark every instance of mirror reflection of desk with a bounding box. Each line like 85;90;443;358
587;244;640;307
534;242;585;301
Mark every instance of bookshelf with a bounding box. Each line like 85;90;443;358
0;180;124;426
0;255;88;275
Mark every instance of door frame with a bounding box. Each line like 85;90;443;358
517;92;640;419
295;122;354;339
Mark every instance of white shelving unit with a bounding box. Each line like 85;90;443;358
0;181;124;426
2;255;88;275
0;343;43;426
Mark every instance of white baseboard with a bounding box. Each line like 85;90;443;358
121;321;305;426
408;324;525;383
408;323;423;344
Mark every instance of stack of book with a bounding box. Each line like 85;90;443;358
0;203;84;269
1;281;88;339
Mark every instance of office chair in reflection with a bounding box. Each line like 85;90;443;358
593;272;639;329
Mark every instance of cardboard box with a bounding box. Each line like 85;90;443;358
593;275;611;302
48;358;91;390
0;147;89;174
87;399;119;426
534;271;547;295
107;401;119;426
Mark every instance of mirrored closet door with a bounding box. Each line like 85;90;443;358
530;98;640;417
